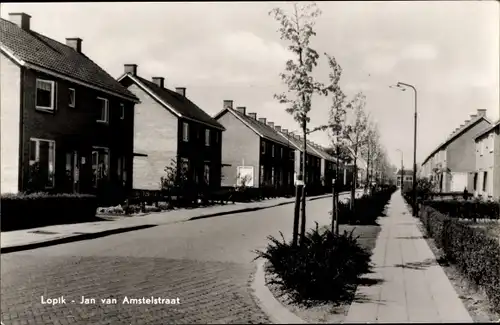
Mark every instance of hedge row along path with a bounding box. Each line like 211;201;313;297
345;190;473;323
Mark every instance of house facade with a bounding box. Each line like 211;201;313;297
420;109;491;192
277;130;324;193
306;141;340;192
396;169;414;191
474;120;500;200
117;65;225;192
0;13;138;203
214;102;295;193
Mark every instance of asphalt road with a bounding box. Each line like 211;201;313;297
1;195;343;325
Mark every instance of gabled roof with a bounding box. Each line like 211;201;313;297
307;143;339;163
475;119;500;140
422;114;491;165
120;74;225;131
396;169;414;176
0;18;138;103
214;107;289;146
277;131;322;159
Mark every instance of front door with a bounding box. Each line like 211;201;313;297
65;151;81;193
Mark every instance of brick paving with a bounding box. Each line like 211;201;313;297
1;255;269;324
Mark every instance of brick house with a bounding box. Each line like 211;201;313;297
396;169;414;191
306;141;339;191
420;109;491;192
213;102;295;192
117;65;225;192
0;13;139;202
474;120;500;200
276;130;324;193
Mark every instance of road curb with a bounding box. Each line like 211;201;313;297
251;259;306;324
188;194;334;222
1;224;156;254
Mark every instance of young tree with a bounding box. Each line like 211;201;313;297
361;121;380;193
342;92;368;220
270;2;327;246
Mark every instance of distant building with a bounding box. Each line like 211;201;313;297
396;169;413;191
420;109;491;192
474;120;500;200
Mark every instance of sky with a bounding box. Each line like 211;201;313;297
1;1;498;168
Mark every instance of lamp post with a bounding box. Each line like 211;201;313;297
390;82;418;216
396;149;403;190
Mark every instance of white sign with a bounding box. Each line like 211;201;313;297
236;166;254;187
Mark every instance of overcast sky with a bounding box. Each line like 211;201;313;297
2;1;498;168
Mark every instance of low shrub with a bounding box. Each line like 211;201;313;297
419;205;500;313
1;192;98;231
254;223;372;304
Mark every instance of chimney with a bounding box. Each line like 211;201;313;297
470;114;477;120
124;64;137;76
66;38;83;53
175;87;186;97
223;100;233;109
248;112;257;120
152;77;165;88
268;121;274;128
9;13;31;31
282;129;288;134
477;109;487;117
258;117;267;124
236;106;246;115
275;125;281;132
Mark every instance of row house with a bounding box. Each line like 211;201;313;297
117;65;225;192
306;141;339;191
277;130;324;193
0;13;139;203
214;102;295;192
474;120;500;200
420;109;491;192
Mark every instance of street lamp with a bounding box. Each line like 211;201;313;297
396;149;403;190
390;82;418;216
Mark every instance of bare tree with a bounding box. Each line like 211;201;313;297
270;2;327;246
342;92;368;222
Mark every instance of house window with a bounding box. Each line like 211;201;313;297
205;129;210;146
272;144;275;157
117;156;127;184
480;140;484;156
182;122;189;142
204;162;210;185
473;173;478;191
261;141;266;154
29;138;56;188
271;167;275;184
280;147;283;158
91;147;109;187
289;151;294;160
97;97;109;123
260;165;264;184
120;103;125;120
68;88;75;108
180;157;189;177
489;134;494;152
36;79;56;111
483;171;488;192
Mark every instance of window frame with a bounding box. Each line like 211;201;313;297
96;97;109;123
68;88;76;108
261;141;266;154
204;161;210;184
489;134;494;153
29;137;56;189
182;122;189;142
271;144;275;157
35;79;56;112
483;171;488;192
205;129;211;147
120;103;125;120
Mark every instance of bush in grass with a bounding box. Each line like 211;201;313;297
1;192;98;231
423;200;499;220
419;205;500;313
254;223;372;304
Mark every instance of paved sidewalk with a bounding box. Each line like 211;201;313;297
2;191;361;253
345;190;473;323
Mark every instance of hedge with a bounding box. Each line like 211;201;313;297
419;205;500;313
1;192;98;231
422;200;500;220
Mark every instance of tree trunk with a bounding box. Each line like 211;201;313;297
350;155;357;224
335;130;340;235
292;184;301;247
300;123;307;245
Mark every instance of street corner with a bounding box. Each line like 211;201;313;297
251;259;306;325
